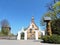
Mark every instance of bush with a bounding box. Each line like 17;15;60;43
51;18;60;35
42;35;60;44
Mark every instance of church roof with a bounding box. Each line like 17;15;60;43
24;16;39;30
44;17;51;20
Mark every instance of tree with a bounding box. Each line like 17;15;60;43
53;1;60;18
44;1;60;34
41;0;60;26
0;19;11;36
51;18;60;35
44;0;60;19
41;0;60;44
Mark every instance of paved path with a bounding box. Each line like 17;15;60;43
0;40;60;45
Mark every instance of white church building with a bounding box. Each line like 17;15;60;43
17;17;45;40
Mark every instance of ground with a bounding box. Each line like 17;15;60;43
0;40;60;45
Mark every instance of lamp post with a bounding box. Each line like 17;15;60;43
44;17;52;36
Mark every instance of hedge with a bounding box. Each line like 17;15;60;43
42;34;60;44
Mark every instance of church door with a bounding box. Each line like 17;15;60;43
21;32;24;40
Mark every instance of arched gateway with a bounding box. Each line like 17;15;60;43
17;17;45;40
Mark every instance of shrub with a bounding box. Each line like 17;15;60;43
42;34;60;44
51;18;60;35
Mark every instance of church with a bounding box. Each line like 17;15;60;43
17;17;45;40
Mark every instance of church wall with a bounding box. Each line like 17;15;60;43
38;32;41;39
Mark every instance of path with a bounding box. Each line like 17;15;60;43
0;40;60;45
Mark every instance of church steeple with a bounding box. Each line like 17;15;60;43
31;16;34;23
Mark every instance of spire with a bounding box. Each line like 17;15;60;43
31;16;34;23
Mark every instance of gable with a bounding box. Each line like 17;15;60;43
24;16;39;31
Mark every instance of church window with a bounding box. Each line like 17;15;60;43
30;29;32;33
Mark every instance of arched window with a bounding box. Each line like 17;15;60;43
30;29;32;33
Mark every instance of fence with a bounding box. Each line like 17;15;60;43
0;36;17;40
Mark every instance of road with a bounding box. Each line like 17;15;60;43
0;40;60;45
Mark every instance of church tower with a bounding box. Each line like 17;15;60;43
26;16;40;39
29;16;39;30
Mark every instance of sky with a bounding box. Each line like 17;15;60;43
0;0;52;35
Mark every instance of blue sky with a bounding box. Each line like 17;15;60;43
0;0;52;35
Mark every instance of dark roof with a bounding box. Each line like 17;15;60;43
44;17;51;20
